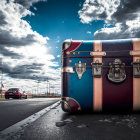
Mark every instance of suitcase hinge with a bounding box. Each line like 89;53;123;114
75;61;86;79
62;39;72;51
132;59;140;78
91;60;103;78
108;59;126;83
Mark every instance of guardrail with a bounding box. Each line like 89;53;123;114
0;94;61;99
32;94;61;98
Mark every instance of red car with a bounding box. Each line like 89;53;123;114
5;88;27;99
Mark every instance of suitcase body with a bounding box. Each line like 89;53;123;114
61;39;140;112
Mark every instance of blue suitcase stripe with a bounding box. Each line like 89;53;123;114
68;42;94;110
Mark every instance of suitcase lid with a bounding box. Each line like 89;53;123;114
62;39;140;58
62;39;140;81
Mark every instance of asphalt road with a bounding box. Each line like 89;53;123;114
0;98;60;131
19;106;140;140
1;100;140;140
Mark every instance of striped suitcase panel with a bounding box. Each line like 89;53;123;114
61;39;140;112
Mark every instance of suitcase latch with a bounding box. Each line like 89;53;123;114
108;59;126;83
91;60;103;78
75;61;86;79
132;59;140;78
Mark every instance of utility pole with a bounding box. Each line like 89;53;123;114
37;80;39;95
46;77;48;96
52;87;55;96
0;58;3;98
0;72;2;98
33;75;39;95
48;82;50;95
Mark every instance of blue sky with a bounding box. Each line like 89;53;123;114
0;0;140;93
24;0;104;64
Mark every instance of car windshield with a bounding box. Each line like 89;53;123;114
8;88;19;92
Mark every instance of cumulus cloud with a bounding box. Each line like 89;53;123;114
8;0;47;8
78;0;140;39
0;0;61;94
87;31;91;34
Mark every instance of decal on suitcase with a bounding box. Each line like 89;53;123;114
61;39;140;112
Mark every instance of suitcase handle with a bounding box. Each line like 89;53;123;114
90;51;106;56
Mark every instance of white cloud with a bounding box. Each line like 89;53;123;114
78;0;120;24
0;0;61;94
78;0;140;39
14;0;47;8
87;31;91;34
57;55;60;58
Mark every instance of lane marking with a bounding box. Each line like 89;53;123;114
0;98;60;102
0;101;60;140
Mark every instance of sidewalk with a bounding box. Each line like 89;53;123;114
13;105;140;140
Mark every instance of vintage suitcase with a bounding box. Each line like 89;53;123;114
61;39;140;112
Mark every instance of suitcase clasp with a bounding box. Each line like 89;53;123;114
91;60;103;78
108;59;126;83
75;61;86;79
132;59;140;78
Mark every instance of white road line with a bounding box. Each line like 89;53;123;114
0;101;60;140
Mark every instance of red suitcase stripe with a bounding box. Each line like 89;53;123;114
66;41;82;52
93;41;103;111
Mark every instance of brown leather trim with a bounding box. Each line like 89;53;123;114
61;67;75;73
61;97;81;112
90;51;106;56
132;39;140;111
93;41;103;111
130;50;140;56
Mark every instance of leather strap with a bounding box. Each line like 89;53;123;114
132;39;140;110
93;41;103;111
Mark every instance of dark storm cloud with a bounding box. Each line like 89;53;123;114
0;0;59;88
11;0;47;8
79;0;140;40
0;29;38;47
0;58;2;69
2;62;54;81
112;0;140;23
0;1;46;48
0;12;7;25
94;23;131;40
94;0;140;39
0;46;22;59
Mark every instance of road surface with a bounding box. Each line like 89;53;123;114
0;98;59;131
0;99;140;140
